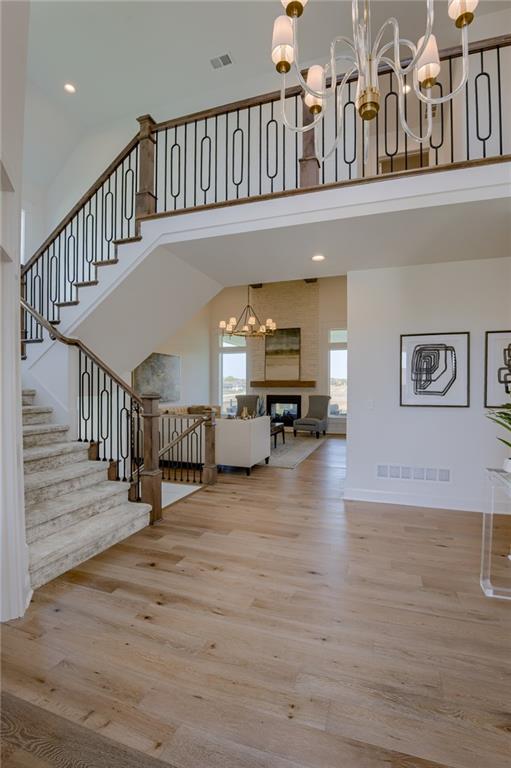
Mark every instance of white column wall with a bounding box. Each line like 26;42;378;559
346;256;511;512
1;0;32;621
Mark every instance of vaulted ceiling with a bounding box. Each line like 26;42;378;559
24;1;509;189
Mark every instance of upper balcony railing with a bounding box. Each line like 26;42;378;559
21;34;510;337
149;34;510;213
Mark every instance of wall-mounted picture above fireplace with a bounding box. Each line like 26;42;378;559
265;328;301;380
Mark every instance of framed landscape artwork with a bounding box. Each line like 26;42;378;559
265;328;301;380
400;332;470;407
132;352;181;403
485;330;511;408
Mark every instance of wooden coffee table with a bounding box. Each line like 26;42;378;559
270;422;285;449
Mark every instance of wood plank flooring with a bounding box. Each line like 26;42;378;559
2;438;511;768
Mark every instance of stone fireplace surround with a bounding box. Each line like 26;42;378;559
266;395;302;427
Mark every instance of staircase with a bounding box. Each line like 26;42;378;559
22;388;151;589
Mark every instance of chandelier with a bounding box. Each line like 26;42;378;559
271;0;479;159
218;286;277;338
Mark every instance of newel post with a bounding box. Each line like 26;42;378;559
141;393;162;523
299;102;320;188
136;114;157;218
202;410;217;485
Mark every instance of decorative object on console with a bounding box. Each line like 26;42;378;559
271;0;480;161
486;396;511;474
485;331;511;408
293;395;330;438
236;395;260;418
133;352;180;402
265;328;301;380
218;286;276;338
400;332;470;407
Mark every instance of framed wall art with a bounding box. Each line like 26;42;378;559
400;332;470;407
265;328;301;380
132;352;181;403
485;331;511;408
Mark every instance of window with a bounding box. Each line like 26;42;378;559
329;329;347;416
219;335;246;415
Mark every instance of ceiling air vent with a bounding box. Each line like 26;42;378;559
210;52;233;70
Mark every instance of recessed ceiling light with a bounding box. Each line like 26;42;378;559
403;83;411;94
64;83;76;94
312;254;325;262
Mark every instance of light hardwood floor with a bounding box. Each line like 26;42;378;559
2;438;511;768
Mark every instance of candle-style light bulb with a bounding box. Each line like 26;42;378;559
416;34;441;88
304;65;325;115
271;15;294;73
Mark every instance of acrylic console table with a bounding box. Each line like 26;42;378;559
481;470;511;600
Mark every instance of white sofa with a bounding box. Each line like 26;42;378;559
215;416;271;475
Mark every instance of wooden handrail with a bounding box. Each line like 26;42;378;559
22;134;139;275
20;298;143;406
153;34;511;133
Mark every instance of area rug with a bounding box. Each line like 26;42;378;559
259;434;325;469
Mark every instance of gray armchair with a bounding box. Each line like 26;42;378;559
236;395;260;417
293;395;331;439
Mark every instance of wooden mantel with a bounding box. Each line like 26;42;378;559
250;380;316;388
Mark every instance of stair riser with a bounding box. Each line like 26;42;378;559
26;487;128;543
22;395;36;406
22;411;53;426
24;447;90;475
23;429;69;448
30;510;150;589
25;465;108;506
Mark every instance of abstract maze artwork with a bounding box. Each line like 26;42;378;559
485;332;511;408
498;343;511;394
411;344;457;396
401;332;469;408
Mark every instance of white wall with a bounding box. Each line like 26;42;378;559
346;256;511;512
154;305;210;408
1;0;32;621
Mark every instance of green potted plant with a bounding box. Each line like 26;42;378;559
487;398;511;474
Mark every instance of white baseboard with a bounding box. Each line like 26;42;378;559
343;486;486;513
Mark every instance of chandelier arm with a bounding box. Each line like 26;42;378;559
412;26;470;105
291;16;327;99
380;56;433;144
372;0;434;77
375;37;416;74
352;0;363;71
329;37;357;100
279;79;323;134
291;18;355;99
313;66;358;164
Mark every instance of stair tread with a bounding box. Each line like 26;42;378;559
22;405;53;414
93;259;118;266
23;441;88;464
26;480;128;525
23;423;69;436
22;389;36;396
29;501;151;572
24;459;107;493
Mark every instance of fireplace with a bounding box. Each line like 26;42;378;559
266;395;301;427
